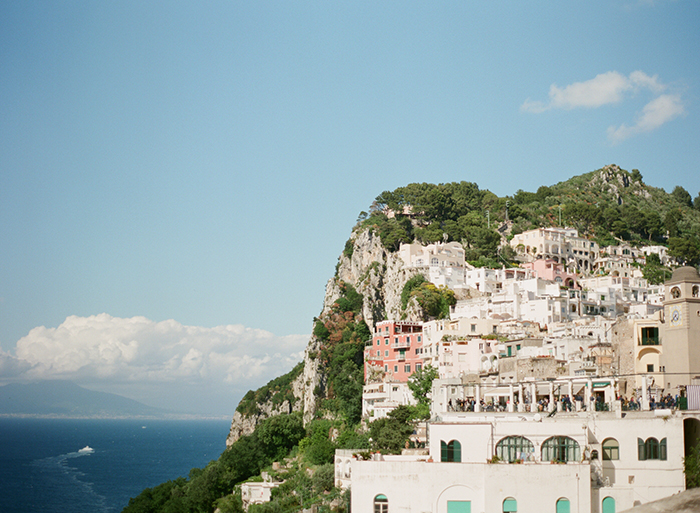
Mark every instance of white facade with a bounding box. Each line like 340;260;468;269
362;381;416;419
399;241;468;290
511;227;599;272
340;410;693;513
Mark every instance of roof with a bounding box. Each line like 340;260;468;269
666;266;700;285
620;488;700;513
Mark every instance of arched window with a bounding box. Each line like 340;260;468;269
671;286;681;299
602;496;615;513
441;439;462;462
602;438;619;460
503;497;517;512
556;498;570;513
638;437;667;460
496;436;534;462
693;285;699;298
374;494;388;513
542;437;580;463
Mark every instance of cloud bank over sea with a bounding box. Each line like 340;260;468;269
1;314;309;415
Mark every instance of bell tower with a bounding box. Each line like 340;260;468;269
661;266;700;391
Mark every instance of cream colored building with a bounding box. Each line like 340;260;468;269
511;227;599;273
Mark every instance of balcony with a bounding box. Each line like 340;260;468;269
393;341;411;349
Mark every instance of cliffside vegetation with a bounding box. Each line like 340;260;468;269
123;165;700;513
236;363;304;417
358;164;700;267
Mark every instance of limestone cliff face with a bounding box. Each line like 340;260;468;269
226;227;424;445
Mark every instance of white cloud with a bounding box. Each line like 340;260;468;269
3;314;309;414
607;93;685;143
521;70;683;141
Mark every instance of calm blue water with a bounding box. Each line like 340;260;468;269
0;418;231;513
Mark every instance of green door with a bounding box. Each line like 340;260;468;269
447;500;471;513
556;499;570;513
602;497;615;513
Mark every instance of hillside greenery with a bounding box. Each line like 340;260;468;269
359;165;700;266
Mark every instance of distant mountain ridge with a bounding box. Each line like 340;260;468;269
0;380;168;417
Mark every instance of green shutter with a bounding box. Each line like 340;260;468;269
447;500;471;513
441;440;448;462
451;440;462;462
638;438;646;460
503;498;517;512
660;438;667;461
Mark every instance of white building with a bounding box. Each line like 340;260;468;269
510;227;599;273
399;241;468;290
362;381;416;419
339;407;697;513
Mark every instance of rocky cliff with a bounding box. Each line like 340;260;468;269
226;227;423;446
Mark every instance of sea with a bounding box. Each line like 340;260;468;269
0;417;232;513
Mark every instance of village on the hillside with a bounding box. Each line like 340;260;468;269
334;230;700;513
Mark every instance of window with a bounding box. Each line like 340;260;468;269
640;327;659;345
417;335;422;342
385;350;389;357
404;364;411;373
447;501;470;513
385;339;389;345
671;286;681;298
471;324;476;332
602;497;615;513
556;498;570;513
647;364;654;372
638;437;667;460
503;498;517;512
440;440;462;462
693;285;699;298
376;350;380;357
374;494;388;513
376;339;380;346
496;436;534;462
415;363;422;372
394;337;398;344
602;438;619;460
393;365;398;373
542;437;580;463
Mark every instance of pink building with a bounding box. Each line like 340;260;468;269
521;259;579;288
364;320;424;382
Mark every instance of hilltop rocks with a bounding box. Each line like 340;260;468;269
590;164;651;203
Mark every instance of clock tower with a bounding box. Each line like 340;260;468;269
661;266;700;391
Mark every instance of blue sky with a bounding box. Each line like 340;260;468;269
1;1;698;414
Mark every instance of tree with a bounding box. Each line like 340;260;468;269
369;405;415;453
672;186;693;207
408;364;438;418
669;236;700;266
685;442;700;488
642;253;669;285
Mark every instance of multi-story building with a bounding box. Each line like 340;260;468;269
399;241;468;290
511;227;599;273
338;400;696;513
364;320;424;382
521;258;579;287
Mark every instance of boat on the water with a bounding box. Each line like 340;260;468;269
78;446;94;453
